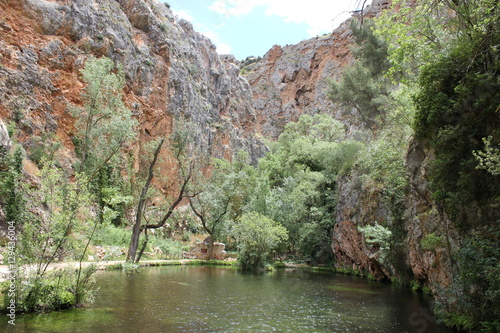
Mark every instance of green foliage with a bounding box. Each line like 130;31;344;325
233;212;288;271
240;56;262;74
260;114;360;185
29;133;62;168
71;55;137;176
254;114;363;262
99;185;133;226
358;222;392;263
0;122;100;315
412;33;500;231
374;0;453;83
2;266;96;313
329;19;391;128
70;55;138;233
0;154;99;312
356;127;409;200
189;153;258;245
0;144;27;226
350;19;390;77
19;161;94;263
371;0;500;328
474;136;500;176
92;223;130;247
410;280;432;295
420;233;444;251
435;227;500;331
148;236;186;255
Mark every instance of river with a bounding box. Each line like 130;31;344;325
2;266;454;332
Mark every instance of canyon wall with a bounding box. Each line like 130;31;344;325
0;0;265;169
0;0;459;292
243;0;391;139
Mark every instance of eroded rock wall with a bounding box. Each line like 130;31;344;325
405;140;459;289
243;0;392;139
0;0;459;291
243;25;354;139
0;0;265;170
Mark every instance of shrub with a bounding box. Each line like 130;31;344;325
420;233;444;251
233;212;288;271
358;222;392;264
149;236;186;255
434;227;500;331
2;266;96;313
93;223;130;247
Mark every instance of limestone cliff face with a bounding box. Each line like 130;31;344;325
243;0;392;139
333;174;395;280
1;0;456;291
405;140;459;288
243;32;351;139
0;0;265;168
332;141;461;287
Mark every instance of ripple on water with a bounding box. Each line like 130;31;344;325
2;267;454;333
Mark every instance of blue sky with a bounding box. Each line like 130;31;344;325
163;0;373;60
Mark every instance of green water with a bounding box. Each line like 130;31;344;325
2;266;454;332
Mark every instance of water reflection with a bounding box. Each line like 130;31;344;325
2;267;454;332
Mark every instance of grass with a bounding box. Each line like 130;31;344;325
97;259;238;271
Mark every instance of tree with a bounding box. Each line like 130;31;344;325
127;121;195;263
0;143;26;227
256;114;363;262
232;212;288;271
374;0;455;84
188;164;232;258
328;19;391;131
5;158;97;312
72;55;137;177
188;151;260;259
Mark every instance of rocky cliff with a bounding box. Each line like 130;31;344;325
0;0;459;293
243;0;391;139
0;0;265;169
243;0;461;292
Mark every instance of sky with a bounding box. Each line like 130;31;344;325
163;0;373;60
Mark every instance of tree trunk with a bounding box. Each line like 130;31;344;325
136;229;149;263
128;140;193;263
127;139;164;263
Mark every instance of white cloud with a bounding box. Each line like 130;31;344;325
209;0;370;36
173;8;232;54
209;0;263;17
174;9;194;22
199;29;233;54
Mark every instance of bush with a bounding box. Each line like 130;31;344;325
413;39;500;232
420;233;444;251
2;265;96;313
93;223;130;247
149;236;186;255
233;212;288;271
434;227;500;331
358;222;392;263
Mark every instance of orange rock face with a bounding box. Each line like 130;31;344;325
1;0;456;291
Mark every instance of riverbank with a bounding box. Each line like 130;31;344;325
0;265;454;332
0;259;239;282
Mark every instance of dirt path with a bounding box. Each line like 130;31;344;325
0;259;196;281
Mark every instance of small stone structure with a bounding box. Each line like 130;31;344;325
184;237;226;260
